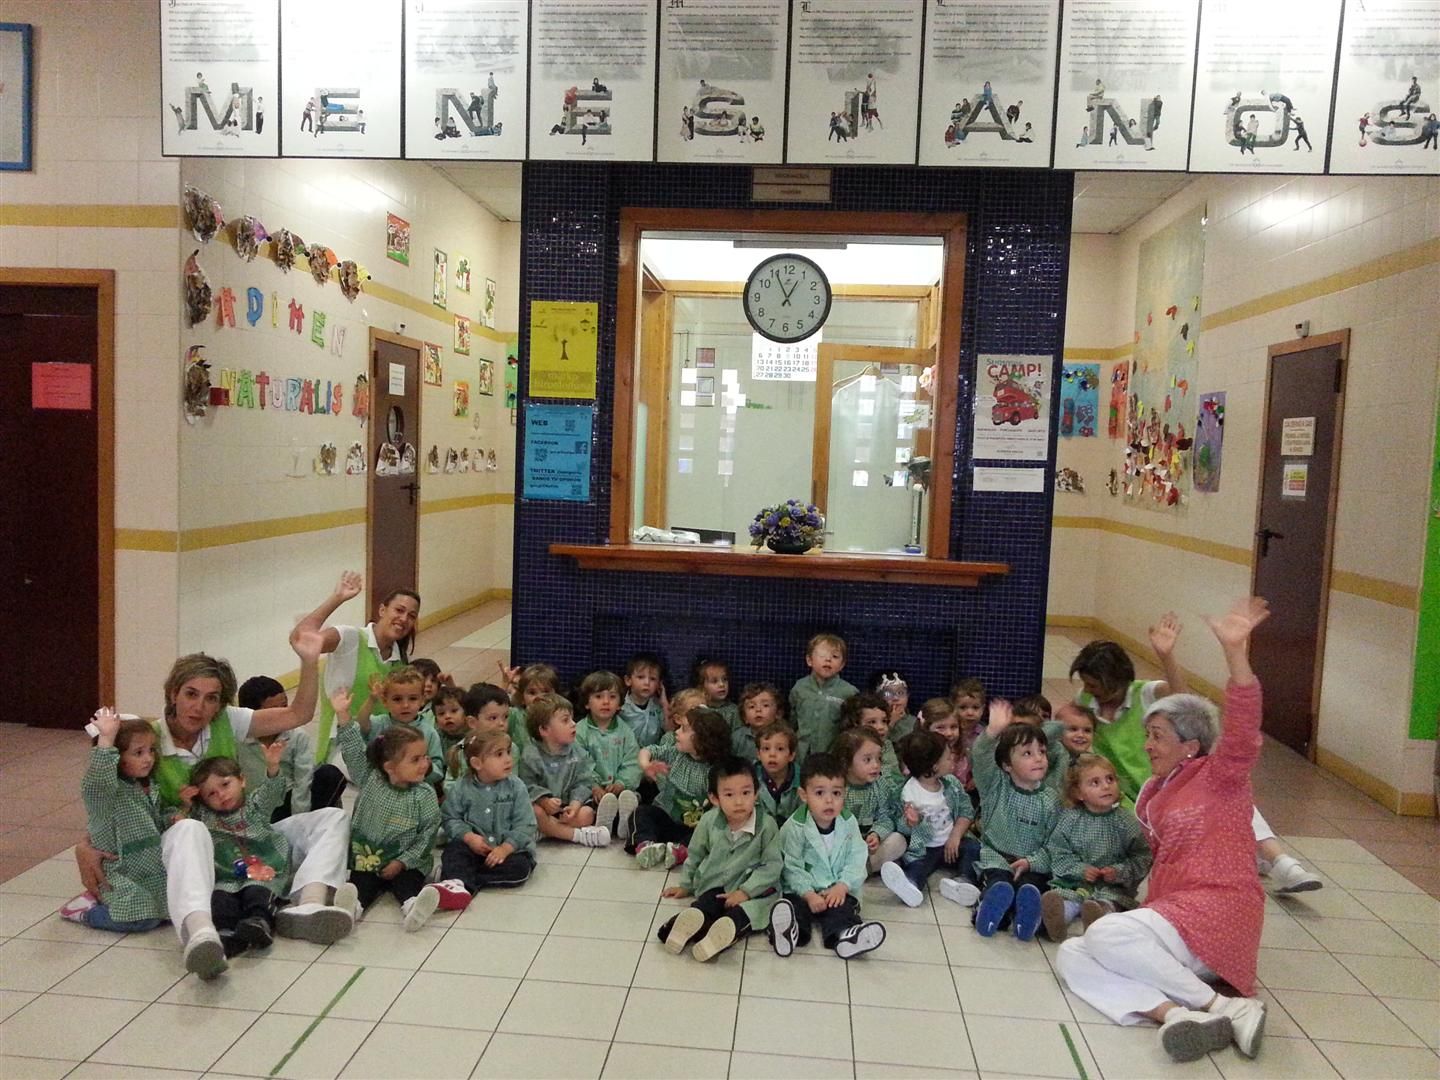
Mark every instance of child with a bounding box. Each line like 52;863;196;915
770;753;886;960
449;682;516;781
432;684;469;772
1041;754;1152;942
360;667;445;785
919;697;972;799
839;691;901;777
694;657;739;730
950;677;987;745
517;693;610;846
659;757;783;961
411;658;450;706
332;688;444;931
1014;694;1052;723
790;633;857;757
731;682;783;762
237;675;340;816
1041;704;1096;796
873;672;917;744
620;653;666;747
880;730;975;908
186;749;290;959
505;662;561;751
634;706;731;868
63;710;167;935
971;700;1060;940
833;727;905;873
754;722;801;824
575;671;642;840
440;731;539;899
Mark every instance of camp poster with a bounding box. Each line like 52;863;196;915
972;354;1050;461
1059;363;1099;437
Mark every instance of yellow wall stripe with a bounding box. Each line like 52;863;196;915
1062;343;1133;362
0;204;182;229
1330;571;1419;611
115;528;179;552
420;492;516;515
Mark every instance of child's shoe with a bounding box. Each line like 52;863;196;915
1040;890;1070;942
880;861;924;908
402;885;441;932
616;790;640;841
1160;1007;1232;1062
596;792;620;836
572;825;611;847
939;878;980;907
235;915;274;951
974;881;1014;937
770;898;799;957
276;886;357;945
692;916;737;962
1012;883;1043;941
183;926;228;980
59;892;98;924
834;921;886;959
664;907;706;955
1264;854;1322;894
1080;899;1114;929
432;879;472;911
635;841;680;869
1209;995;1267;1059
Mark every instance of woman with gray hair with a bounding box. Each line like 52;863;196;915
1056;597;1271;1064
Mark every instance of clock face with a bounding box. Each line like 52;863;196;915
742;253;832;343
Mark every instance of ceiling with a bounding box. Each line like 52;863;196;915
432;162;523;221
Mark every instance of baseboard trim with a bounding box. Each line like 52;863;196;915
1315;747;1436;818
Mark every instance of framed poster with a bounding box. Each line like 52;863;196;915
1051;0;1200;172
787;1;924;165
0;23;32;170
973;355;1050;461
403;0;528;160
1329;0;1440;176
528;0;658;161
281;0;402;158
657;0;788;164
919;0;1059;168
161;1;279;157
1187;0;1342;174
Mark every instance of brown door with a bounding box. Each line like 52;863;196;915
1250;330;1350;756
368;331;422;603
0;279;112;725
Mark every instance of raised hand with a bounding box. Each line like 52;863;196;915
330;687;354;723
262;737;287;774
291;627;325;663
1148;611;1182;657
987;698;1015;735
91;707;120;744
1203;597;1270;649
496;662;520;690
334;570;363;603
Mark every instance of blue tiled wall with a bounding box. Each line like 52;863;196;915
513;163;1073;706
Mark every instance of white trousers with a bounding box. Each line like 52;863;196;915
1251;807;1275;844
161;807;350;942
1056;907;1218;1026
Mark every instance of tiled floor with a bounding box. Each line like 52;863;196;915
0;616;1435;1079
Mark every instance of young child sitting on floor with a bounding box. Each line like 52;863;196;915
358;667;445;785
634;706;732;868
918;697;976;814
620;653;666;748
770;753;886;960
517;693;610;847
439;730;539;901
1041;753;1152;941
833;727;905;872
237;674;343;815
880;730;975;908
431;684;469;771
503;662;561;752
839;691;901;777
660;756;782;962
873;671;917;745
694;657;739;730
447;683;512;781
731;682;784;762
575;670;642;841
790;633;857;757
754;721;801;824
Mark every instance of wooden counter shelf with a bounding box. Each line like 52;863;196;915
549;543;1009;587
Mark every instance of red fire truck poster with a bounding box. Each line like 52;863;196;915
973;354;1050;462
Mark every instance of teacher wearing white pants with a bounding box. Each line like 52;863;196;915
1057;598;1273;1064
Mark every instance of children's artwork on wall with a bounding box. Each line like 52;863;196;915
459;448;472;472
315;442;338;475
272;228;300;272
245;287;263;326
183;185;223;243
308;243;335;286
345;441;366;474
423;342;443;385
338;260;364;301
1108;362;1129;439
482;277;497;328
183;250;212;326
385;213;410;265
287;298;304;333
455;255;471;292
487;448;498;471
400;443;417;474
352;374;370;425
310;310;327;347
1193;391;1226;493
183;346;211;422
1056;467;1085;493
433;249;448;309
1106;468;1120;496
215;286;236;328
454;380;470;417
1059;363;1099;437
331;322;347;356
504;338;519;408
477;358;494;396
427;445;440;473
233;216;268;262
444;447;459;473
455;315;471;355
376;443;401;476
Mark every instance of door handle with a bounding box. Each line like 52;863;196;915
1256;527;1284;556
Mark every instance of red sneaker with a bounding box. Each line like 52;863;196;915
431;878;472;911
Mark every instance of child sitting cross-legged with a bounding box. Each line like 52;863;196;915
1040;753;1151;941
659;756;783;961
517;693;610;847
634;706;732;868
438;730;539;902
575;671;642;842
770;753;886;960
731;682;784;763
754;721;801;824
833;727;905;872
879;730;976;908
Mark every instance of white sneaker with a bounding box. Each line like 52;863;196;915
664;907;706;955
595;792;620;836
401;885;440;932
616;790;640;841
880;861;924;907
939;877;981;907
1268;855;1322;894
572;825;611;847
276;898;355;944
1160;1008;1232;1062
183;926;228;980
834;921;886;959
1210;995;1266;1058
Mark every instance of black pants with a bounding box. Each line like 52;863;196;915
900;844;961;889
212;884;275;933
631;804;693;851
440;838;535;891
657;887;753;943
271;764;347;822
977;867;1051;930
770;893;861;950
351;867;428;909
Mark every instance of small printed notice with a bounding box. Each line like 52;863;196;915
528;300;599;399
973;354;1051;461
1282;461;1309;499
31;363;92;411
523;404;593;501
752;333;821;381
1280;416;1315;456
973;466;1047;493
388;363;406;396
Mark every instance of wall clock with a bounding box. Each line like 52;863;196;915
742;253;832;343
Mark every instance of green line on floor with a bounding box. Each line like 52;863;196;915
269;965;365;1077
1059;1022;1089;1080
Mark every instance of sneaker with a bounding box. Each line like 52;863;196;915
691;916;737;962
974;881;1014;938
834;921;886;959
880;861;924;908
432;879;472;912
1041;890;1069;942
220;930;249;959
402;885;440;932
334;882;362;923
595;792;620;836
939;878;981;907
1210;995;1267;1058
59;892;98;924
277;897;355;945
1080;899;1114;929
664;907;706;955
183;926;228;980
770;898;799;957
1269;855;1323;894
616;790;640;841
1160;1007;1232;1062
1012;884;1043;941
572;825;611;848
635;841;677;869
235;915;273;951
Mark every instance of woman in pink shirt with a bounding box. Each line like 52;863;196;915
1056;597;1271;1064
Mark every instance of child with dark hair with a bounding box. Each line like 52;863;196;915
833;727;905;872
236;675;345;816
518;693;610;847
731;682;784;762
439;730;538;900
693;657;739;730
840;691;901;777
620;653;666;747
879;730;976;908
790;633;857;756
575;670;642;841
659;756;782;961
409;658;448;704
635;707;732;868
754;721;800;823
449;682;513;781
430;684;468;764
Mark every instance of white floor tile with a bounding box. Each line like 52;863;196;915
0;992;145;1061
1314;861;1424;893
1277;888;1385;921
91;1002;260;1071
1389;921;1440;961
382;971;519;1030
68;1063;203;1079
1349;888;1440;924
471;1031;610;1079
51;945;187;1001
16;914;134;946
731;1050;857;1078
854;1062;975;1079
1255;947;1369;995
1334;952;1440;1000
0;989;36;1023
0;894;65;937
940;928;1052;972
552;898;657;942
317;918;446;970
526;935;643;986
268;963;412;1021
160;955;310;1011
0;860;85;899
848;959;959;1012
1382;995;1440;1048
498;980;623;1041
1312;1040;1440;1079
210;1013;375;1080
1282;838;1382;865
852;1004;975;1071
1272;989;1425;1046
1258;913;1325;951
1298;916;1424;958
956;967;1074;1021
423;927;544;978
523;862;583;898
1078;1020;1222;1079
1209;1035;1341;1079
741;950;850;1004
0;1055;76;1078
570;866;666;904
863;921;947;964
734;997;852;1061
613;987;737;1051
454;891;564;935
632;941;743;995
0;938;106;992
340;1021;490;1079
964;1015;1096;1079
600;1041;730;1079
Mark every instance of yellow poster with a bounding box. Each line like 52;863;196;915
528;300;598;399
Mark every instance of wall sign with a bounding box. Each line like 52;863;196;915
161;0;279;157
528;300;598;398
31;363;92;411
1281;416;1316;456
973;354;1050;461
523;403;593;501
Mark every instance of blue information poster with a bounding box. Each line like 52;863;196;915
523;404;593;501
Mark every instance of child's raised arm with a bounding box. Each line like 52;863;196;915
985;698;1015;737
1147;611;1188;694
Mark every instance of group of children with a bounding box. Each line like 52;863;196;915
70;620;1321;972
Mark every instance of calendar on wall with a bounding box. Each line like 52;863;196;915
751;333;821;381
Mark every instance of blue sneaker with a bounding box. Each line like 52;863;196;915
974;881;1014;937
1012;883;1043;941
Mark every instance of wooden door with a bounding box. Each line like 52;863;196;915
1250;330;1349;756
0;276;114;725
368;331;422;603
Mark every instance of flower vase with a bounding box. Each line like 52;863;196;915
766;537;814;555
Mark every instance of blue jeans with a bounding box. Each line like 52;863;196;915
84;904;163;933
